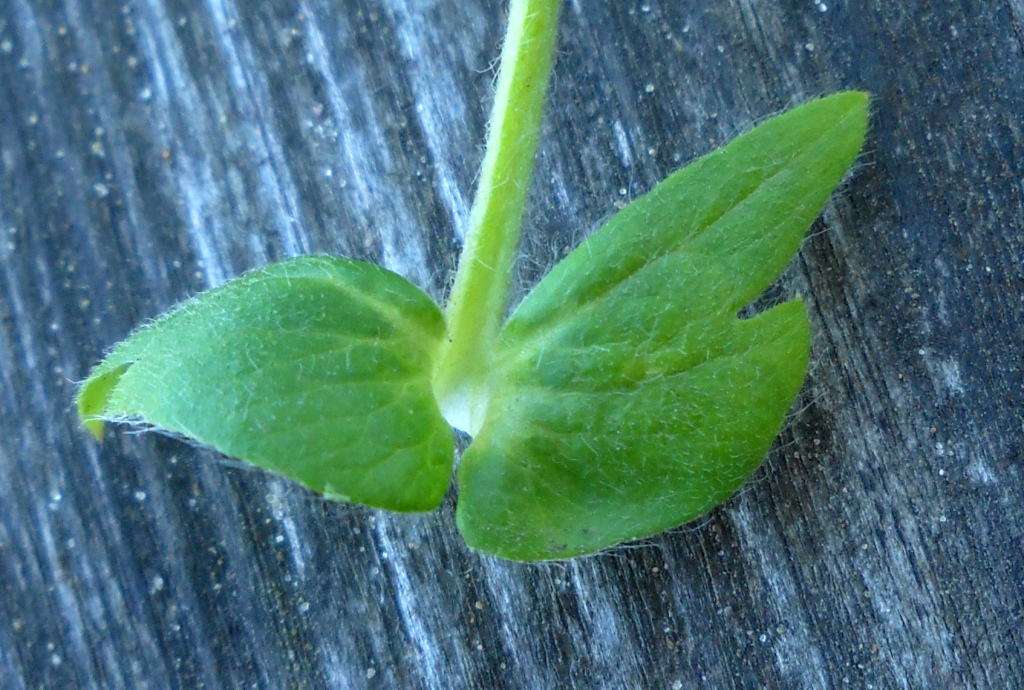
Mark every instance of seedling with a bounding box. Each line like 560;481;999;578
77;0;867;560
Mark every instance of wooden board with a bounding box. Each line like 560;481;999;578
2;0;1021;687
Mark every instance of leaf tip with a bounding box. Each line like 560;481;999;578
834;89;871;142
76;361;131;440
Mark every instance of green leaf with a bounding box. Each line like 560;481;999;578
457;92;869;560
77;256;454;512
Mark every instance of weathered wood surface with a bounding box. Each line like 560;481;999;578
2;0;1022;687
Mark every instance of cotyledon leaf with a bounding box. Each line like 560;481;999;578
457;91;869;560
77;256;454;512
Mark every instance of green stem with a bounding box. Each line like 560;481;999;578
433;0;562;434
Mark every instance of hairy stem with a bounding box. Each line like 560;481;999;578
433;0;562;434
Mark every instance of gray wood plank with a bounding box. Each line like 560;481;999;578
1;0;1022;687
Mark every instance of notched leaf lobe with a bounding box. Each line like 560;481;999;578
456;92;868;560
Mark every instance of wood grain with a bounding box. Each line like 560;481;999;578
1;0;1021;687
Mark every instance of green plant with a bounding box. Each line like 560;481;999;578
77;0;868;560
